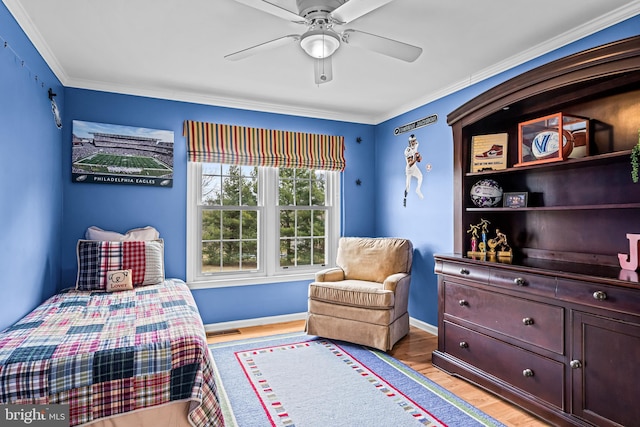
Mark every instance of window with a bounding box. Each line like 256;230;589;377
187;162;340;287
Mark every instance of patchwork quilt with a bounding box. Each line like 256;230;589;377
0;279;223;426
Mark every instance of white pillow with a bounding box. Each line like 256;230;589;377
85;226;160;241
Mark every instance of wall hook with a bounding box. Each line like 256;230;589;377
356;137;362;143
355;179;362;186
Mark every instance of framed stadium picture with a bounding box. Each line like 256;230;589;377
72;120;174;187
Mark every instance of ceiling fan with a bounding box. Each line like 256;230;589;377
225;0;423;84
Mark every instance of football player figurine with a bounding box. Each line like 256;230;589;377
403;134;424;207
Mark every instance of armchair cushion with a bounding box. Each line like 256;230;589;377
309;280;394;309
337;237;412;283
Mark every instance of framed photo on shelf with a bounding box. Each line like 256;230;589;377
470;133;508;172
503;192;528;208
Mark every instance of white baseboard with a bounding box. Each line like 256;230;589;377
409;317;438;336
203;312;308;333
204;312;438;337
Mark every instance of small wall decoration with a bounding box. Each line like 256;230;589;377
72;120;174;187
394;114;437;135
471;133;508;172
403;134;425;207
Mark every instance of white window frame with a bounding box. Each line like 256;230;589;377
187;162;341;289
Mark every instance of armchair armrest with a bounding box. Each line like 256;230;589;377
315;267;345;282
383;272;410;292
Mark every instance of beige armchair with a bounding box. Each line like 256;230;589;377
305;237;413;351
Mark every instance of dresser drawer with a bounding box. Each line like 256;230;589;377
557;279;640;317
444;282;564;354
490;269;556;298
444;321;564;409
438;261;489;284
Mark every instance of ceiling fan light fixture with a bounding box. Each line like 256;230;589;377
300;30;340;58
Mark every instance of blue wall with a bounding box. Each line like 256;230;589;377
60;89;375;325
0;2;63;331
2;0;639;331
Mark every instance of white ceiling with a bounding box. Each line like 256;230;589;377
4;0;640;124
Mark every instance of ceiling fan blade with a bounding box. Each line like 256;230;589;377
231;0;305;23
331;0;395;24
225;35;300;61
341;29;422;62
314;56;333;84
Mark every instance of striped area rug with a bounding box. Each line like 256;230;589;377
209;333;506;427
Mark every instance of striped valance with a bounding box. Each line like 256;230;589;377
183;120;345;171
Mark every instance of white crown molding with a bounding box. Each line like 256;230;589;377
64;77;377;124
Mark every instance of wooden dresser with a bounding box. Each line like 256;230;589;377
433;35;640;427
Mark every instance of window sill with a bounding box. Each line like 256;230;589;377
187;272;317;289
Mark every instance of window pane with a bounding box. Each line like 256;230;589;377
222;210;240;240
202;210;221;240
295;177;311;206
280;209;295;237
202;241;221;273
280;239;294;267
221;166;240;205
313;237;326;264
222;241;240;271
202;164;222;205
241;240;258;270
242;210;258;239
297;210;312;237
296;238;311;266
240;177;258;206
313;210;325;236
311;171;326;205
278;177;294;206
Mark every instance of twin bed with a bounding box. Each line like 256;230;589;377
0;228;224;426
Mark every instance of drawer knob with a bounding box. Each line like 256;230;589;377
570;360;582;369
459;299;468;306
522;369;534;377
460;268;470;275
593;290;607;301
459;341;469;349
513;277;526;286
522;317;534;326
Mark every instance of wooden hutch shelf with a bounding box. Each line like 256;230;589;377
433;35;640;427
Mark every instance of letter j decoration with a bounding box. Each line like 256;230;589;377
618;233;640;271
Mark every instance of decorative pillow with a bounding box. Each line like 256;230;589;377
76;239;165;291
106;269;133;292
85;225;160;241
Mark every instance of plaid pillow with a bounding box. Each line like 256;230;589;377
76;239;165;291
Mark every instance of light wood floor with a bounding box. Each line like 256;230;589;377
207;320;550;426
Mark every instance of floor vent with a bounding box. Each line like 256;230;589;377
206;329;241;337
